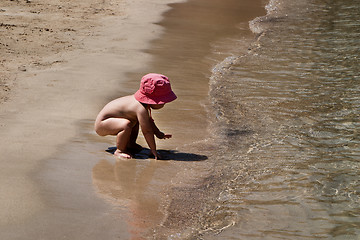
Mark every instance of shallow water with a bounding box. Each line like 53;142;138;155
205;0;360;239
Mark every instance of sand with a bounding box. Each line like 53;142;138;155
0;0;184;238
0;0;265;238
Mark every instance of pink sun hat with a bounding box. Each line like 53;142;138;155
134;73;177;104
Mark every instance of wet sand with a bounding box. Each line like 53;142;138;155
0;0;184;238
142;1;265;238
0;0;264;239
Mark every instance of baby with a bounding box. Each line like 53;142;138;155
94;73;177;160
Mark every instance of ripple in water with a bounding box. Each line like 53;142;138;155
205;0;360;239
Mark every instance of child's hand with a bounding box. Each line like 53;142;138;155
150;150;162;160
163;133;172;139
156;132;172;139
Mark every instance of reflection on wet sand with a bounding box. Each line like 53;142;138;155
92;148;207;239
93;159;160;239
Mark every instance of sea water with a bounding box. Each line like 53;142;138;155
203;0;360;239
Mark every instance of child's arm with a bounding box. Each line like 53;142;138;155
137;110;159;159
150;118;172;139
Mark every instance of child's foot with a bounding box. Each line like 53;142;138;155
114;149;132;159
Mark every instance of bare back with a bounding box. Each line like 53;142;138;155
95;95;145;124
94;93;168;160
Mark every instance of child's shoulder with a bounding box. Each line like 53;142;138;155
111;95;134;104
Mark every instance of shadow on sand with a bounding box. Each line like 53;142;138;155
105;147;208;161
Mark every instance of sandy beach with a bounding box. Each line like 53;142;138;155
0;0;265;239
0;0;185;238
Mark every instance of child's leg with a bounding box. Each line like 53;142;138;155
96;118;134;158
127;122;142;153
128;122;139;146
116;128;132;158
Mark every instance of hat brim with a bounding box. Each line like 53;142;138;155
134;90;177;105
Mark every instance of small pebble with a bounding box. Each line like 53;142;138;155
18;65;27;72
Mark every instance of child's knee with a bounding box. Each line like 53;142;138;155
94;121;103;136
95;124;106;136
95;118;134;136
122;121;134;132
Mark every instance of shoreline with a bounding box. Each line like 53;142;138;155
131;0;266;238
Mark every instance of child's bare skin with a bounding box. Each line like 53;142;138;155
95;73;176;159
95;95;171;160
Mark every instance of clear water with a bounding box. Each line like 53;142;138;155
204;0;360;239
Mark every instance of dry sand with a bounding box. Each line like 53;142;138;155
0;0;184;238
1;0;120;102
